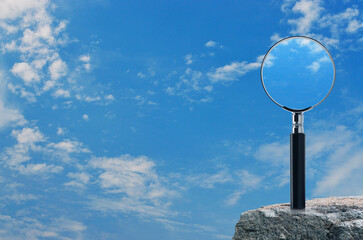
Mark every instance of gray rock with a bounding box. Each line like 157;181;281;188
233;197;363;240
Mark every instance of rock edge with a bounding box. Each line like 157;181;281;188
233;196;363;240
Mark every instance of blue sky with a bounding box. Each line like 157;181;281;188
0;0;362;239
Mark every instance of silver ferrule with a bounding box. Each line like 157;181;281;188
292;113;304;133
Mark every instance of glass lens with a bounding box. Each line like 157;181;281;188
261;37;335;111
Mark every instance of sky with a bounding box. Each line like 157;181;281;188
0;0;362;239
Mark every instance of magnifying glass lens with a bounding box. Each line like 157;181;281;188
261;37;335;111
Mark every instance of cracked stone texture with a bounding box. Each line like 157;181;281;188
233;197;363;240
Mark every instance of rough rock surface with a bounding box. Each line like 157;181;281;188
233;197;363;240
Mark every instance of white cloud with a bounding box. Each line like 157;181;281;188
56;127;65;135
154;218;216;233
79;55;90;63
147;100;158;105
18;163;63;174
287;0;322;34
105;94;115;101
0;0;48;20
186;169;232;189
80;54;91;70
165;87;175;96
11;127;44;144
0;0;105;103
205;40;217;48
85;96;101;102
181;68;204;91
225;170;263;206
346;19;363;33
185;167;263;206
7;83;37;102
10;62;40;85
88;197;174;218
270;33;284;42
48;140;89;153
224;190;246;206
0;101;26;130
0;214;86;240
1;193;37;204
137;72;146;78
236;170;263;188
208;57;261;83
89;155;178;217
184;54;193;65
82;114;89;121
306;55;330;73
319;7;360;35
282;2;363;49
76;95;102;102
148;67;156;77
53;218;87;232
307;61;320;73
53;89;70;98
166;55;262;102
65;172;91;188
281;0;296;13
263;53;276;68
91;155;157;196
2;127;65;175
253;141;290;186
49;59;67;80
314;150;363;196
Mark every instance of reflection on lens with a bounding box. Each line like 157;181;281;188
261;36;335;112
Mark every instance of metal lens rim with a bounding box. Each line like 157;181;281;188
260;36;336;113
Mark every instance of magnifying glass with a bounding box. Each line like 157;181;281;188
260;36;335;209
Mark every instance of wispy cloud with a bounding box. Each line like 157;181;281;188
0;214;86;240
185;167;263;206
207;55;263;83
287;0;322;34
0;193;37;204
48;139;89;154
224;170;263;206
88;155;179;217
154;217;217;234
306;55;330;73
0;101;26;130
184;54;194;65
53;88;70;98
1;127;63;174
346;19;363;33
79;54;91;70
137;72;146;78
186;169;233;189
65;172;91;188
1;126;91;174
165;67;214;103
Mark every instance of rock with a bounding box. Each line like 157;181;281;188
233;197;363;240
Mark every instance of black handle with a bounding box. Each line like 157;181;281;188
290;133;305;209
